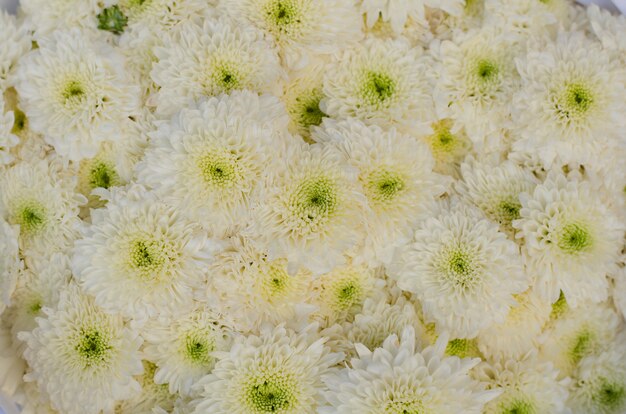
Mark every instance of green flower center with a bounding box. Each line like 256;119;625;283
128;239;168;277
263;0;304;37
365;169;405;205
294;91;326;130
594;378;626;410
89;161;119;190
197;152;239;188
61;80;86;104
15;202;47;234
384;399;424;414
445;338;480;358
333;280;362;311
500;399;537;414
245;372;297;413
261;261;292;301
208;60;242;93
75;328;112;368
290;175;338;226
438;246;480;289
557;222;592;254
493;199;521;227
476;59;499;82
554;82;594;121
361;71;396;105
183;332;215;366
97;5;128;34
28;300;42;315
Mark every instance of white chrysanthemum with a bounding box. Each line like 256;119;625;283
191;324;343;414
137;92;289;237
475;352;570;414
513;173;623;306
0;97;19;166
322;294;426;358
587;5;626;62
0;11;31;91
72;193;221;320
19;0;110;36
456;158;538;235
281;59;328;141
433;28;520;146
142;305;234;395
361;0;464;34
15;29;140;161
310;262;379;326
114;360;177;414
19;285;143;414
421;118;472;178
252;142;365;275
208;236;315;333
511;32;625;168
391;201;529;338
483;0;570;38
219;0;362;69
321;327;498;414
313;118;448;265
322;38;434;135
0;159;85;257
539;301;622;380
476;290;551;361
567;336;626;414
150;18;282;117
0;219;20;316
118;0;215;35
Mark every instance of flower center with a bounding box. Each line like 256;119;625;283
89;161;119;190
290;175;338;226
260;260;293;301
208;60;242;93
495;199;521;225
74;328;112;368
197;152;239;188
128;239;168;276
97;5;128;34
438;246;480;289
384;399;424;414
295;90;326;129
476;59;499;82
245;371;297;413
365;169;405;205
554;82;594;121
361;71;396;105
263;0;304;38
183;331;215;366
557;222;592;254
500;399;536;414
594;378;626;410
15;201;47;234
61;80;87;107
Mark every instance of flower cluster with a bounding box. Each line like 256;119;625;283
0;1;625;413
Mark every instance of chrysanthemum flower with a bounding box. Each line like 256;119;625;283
114;360;177;414
391;201;529;338
513;172;623;306
207;236;315;333
150;18;282;117
321;327;498;413
191;324;343;414
567;335;626;414
251;142;365;275
0;159;85;257
475;352;570;414
313;118;448;265
19;285;143;414
476;290;551;361
19;0;110;37
433;28;520;146
72;192;222;320
118;0;215;34
483;0;570;38
539;301;622;380
0;219;20;316
0;11;31;91
456;158;538;236
137;92;290;237
511;32;625;168
587;4;626;63
142;305;234;395
14;29;140;161
421;118;472;178
322;37;435;135
219;0;362;69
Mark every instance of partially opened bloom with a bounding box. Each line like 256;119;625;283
321;327;498;413
19;285;143;414
72;191;221;320
391;201;529;338
321;37;435;135
513;172;623;306
15;29;140;161
191;324;343;413
150;18;282;117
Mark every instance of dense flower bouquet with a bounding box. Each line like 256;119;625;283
0;0;625;413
